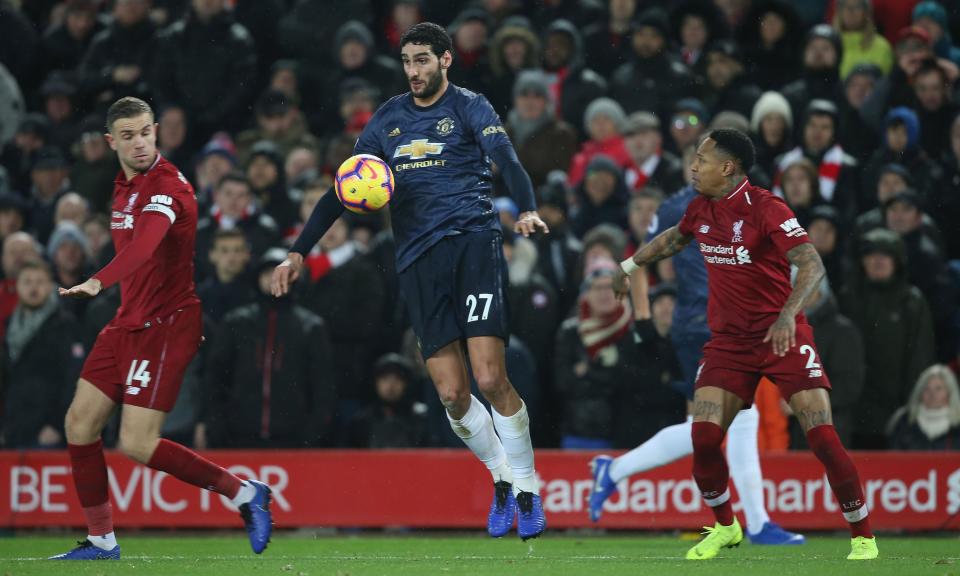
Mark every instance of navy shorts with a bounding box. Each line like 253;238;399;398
399;229;510;359
670;324;711;401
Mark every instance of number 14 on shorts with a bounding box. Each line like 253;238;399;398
125;359;152;395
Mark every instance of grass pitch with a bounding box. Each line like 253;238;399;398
1;533;958;576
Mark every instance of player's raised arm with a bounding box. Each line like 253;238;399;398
612;226;693;300
763;243;826;356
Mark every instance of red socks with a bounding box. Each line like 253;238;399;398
146;439;242;498
806;424;873;538
68;440;113;536
691;421;735;526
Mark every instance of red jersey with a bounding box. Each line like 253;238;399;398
677;179;810;338
106;155;199;329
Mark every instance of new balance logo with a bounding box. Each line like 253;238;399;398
698;224;710;234
779;218;807;238
736;246;752;264
388;127;401;137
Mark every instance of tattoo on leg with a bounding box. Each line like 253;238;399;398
797;409;831;431
692;400;722;421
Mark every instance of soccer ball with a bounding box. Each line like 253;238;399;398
334;154;395;214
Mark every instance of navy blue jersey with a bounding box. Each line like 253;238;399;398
355;84;513;272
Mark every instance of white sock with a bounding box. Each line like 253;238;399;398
726;405;770;533
609;416;693;483
230;480;257;507
491;401;538;495
448;395;513;484
88;532;117;550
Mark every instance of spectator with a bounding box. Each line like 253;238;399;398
567;98;630;186
789;275;864;448
193;134;237;207
195;171;280;282
447;8;493;95
779;157;822;226
503;229;560;406
670;0;728;79
667;98;709;154
69;121;115;214
701;40;762;118
750;91;794;177
582;0;640;78
533;175;582;317
77;0;155;107
887;364;960;450
487;21;540;118
0;260;81;449
284;146;319;197
839;228;936;449
196;228;255;326
623;112;684;195
82;214;111;268
153;0;258;138
297;214;384;408
0;192;26;242
503;71;577;189
46;221;91;319
834;0;893;78
28;147;71;245
912;59;956;159
862;106;940;207
626;187;664;255
302;20;402;134
1;114;49;194
0;231;42;340
541;19;607;139
570;155;629;237
774;99;858;223
807;205;847;290
244;140;297;233
933;112;960;258
378;0;421;54
838;63;881;162
41;0;102;73
38;73;80;154
609;8;696;119
346;353;428;448
202;248;336;448
157;105;193;176
236;90;319;167
783;24;845;119
883;190;956;360
267;60;301;102
276;0;373;63
555;256;636;448
54;192;89;228
912;1;960;68
737;0;804;90
852;162;912;240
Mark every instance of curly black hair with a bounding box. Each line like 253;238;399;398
400;22;453;58
708;128;756;173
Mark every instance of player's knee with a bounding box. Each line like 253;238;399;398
118;431;158;464
473;369;506;398
438;385;470;414
64;403;95;444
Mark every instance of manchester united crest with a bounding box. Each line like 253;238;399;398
436;117;455;136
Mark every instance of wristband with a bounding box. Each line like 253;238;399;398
620;258;640;275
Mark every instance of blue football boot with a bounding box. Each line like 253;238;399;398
48;540;120;560
516;491;546;541
588;455;618;522
487;480;517;537
239;480;273;554
748;521;806;545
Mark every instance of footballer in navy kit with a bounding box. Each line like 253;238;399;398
272;23;548;540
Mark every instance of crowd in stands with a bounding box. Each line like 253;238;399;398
1;0;959;452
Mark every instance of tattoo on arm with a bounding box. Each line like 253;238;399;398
629;226;693;267
692;399;722;422
782;243;825;318
795;408;832;431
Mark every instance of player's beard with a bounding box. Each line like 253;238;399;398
411;64;443;100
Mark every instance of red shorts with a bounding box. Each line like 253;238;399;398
80;305;202;412
694;323;831;404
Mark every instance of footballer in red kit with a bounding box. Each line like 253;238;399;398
51;97;273;561
614;129;878;561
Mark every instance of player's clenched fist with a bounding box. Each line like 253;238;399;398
270;252;303;297
612;268;630;301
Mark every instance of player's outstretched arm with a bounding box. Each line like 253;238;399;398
488;146;548;237
272;188;344;297
764;243;825;357
613;226;692;300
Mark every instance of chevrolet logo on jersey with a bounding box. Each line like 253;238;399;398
394;139;444;160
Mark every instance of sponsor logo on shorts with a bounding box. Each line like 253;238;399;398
809;369;822;378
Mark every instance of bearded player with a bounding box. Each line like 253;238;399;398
51;97;272;560
613;129;877;561
273;23;548;540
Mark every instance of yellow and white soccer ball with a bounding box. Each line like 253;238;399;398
334;154;395;214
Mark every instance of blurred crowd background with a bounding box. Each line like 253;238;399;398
0;0;959;453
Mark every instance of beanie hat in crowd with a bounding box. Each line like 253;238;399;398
583;97;627;134
335;20;374;51
913;1;949;32
806;23;843;64
513;69;552;101
845;62;882;86
885;106;920;150
634;8;670;39
47;222;89;260
750;91;793;134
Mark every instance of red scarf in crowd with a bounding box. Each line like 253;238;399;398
625;149;662;192
577;299;632;360
773;145;845;202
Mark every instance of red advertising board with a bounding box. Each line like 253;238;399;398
2;450;959;530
